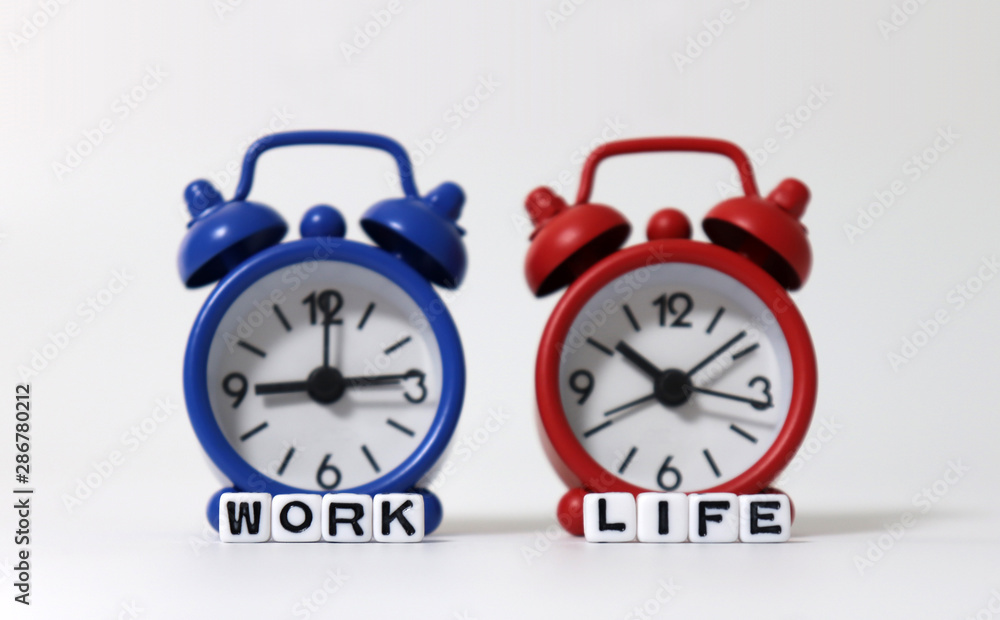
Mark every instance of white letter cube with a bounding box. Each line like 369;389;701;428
739;494;791;543
583;492;636;542
271;494;322;542
219;492;271;543
373;493;424;542
688;493;738;543
322;493;373;542
637;493;688;543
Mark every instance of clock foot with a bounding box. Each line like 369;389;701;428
761;487;794;523
557;488;587;536
412;488;443;534
206;487;236;532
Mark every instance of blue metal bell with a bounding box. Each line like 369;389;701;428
178;179;288;288
361;182;468;288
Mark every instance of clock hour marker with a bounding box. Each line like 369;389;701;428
622;304;641;332
358;302;375;330
240;422;269;442
361;445;381;473
237;340;267;358
273;304;292;332
586;338;614;356
583;420;612;438
706;307;725;334
277;447;295;475
618;446;637;474
730;424;758;443
384;336;412;355
386;418;415;437
732;343;759;361
703;449;721;478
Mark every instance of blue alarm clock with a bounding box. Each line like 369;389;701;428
178;131;467;534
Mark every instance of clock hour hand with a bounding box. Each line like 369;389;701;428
614;341;663;379
688;386;772;410
255;381;309;395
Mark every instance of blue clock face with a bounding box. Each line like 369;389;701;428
203;260;444;492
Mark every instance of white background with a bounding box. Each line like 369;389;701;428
1;1;998;618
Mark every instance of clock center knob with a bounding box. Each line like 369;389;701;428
307;366;346;404
654;369;693;407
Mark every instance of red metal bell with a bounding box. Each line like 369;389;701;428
646;208;692;241
703;178;812;290
524;187;631;296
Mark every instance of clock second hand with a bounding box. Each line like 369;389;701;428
603;393;656;417
583;393;656;437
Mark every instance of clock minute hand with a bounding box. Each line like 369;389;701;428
686;330;746;377
614;341;663;379
688;386;771;410
255;370;425;395
343;369;426;388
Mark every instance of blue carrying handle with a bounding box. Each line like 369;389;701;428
232;130;419;202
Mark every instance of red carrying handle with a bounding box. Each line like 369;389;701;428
574;137;760;205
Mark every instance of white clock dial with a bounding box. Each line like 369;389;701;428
205;261;442;492
559;262;793;492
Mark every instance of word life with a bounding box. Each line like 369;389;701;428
583;492;791;543
220;492;424;543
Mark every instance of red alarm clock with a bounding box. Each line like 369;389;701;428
524;137;817;536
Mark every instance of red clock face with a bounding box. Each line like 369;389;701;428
536;239;816;496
